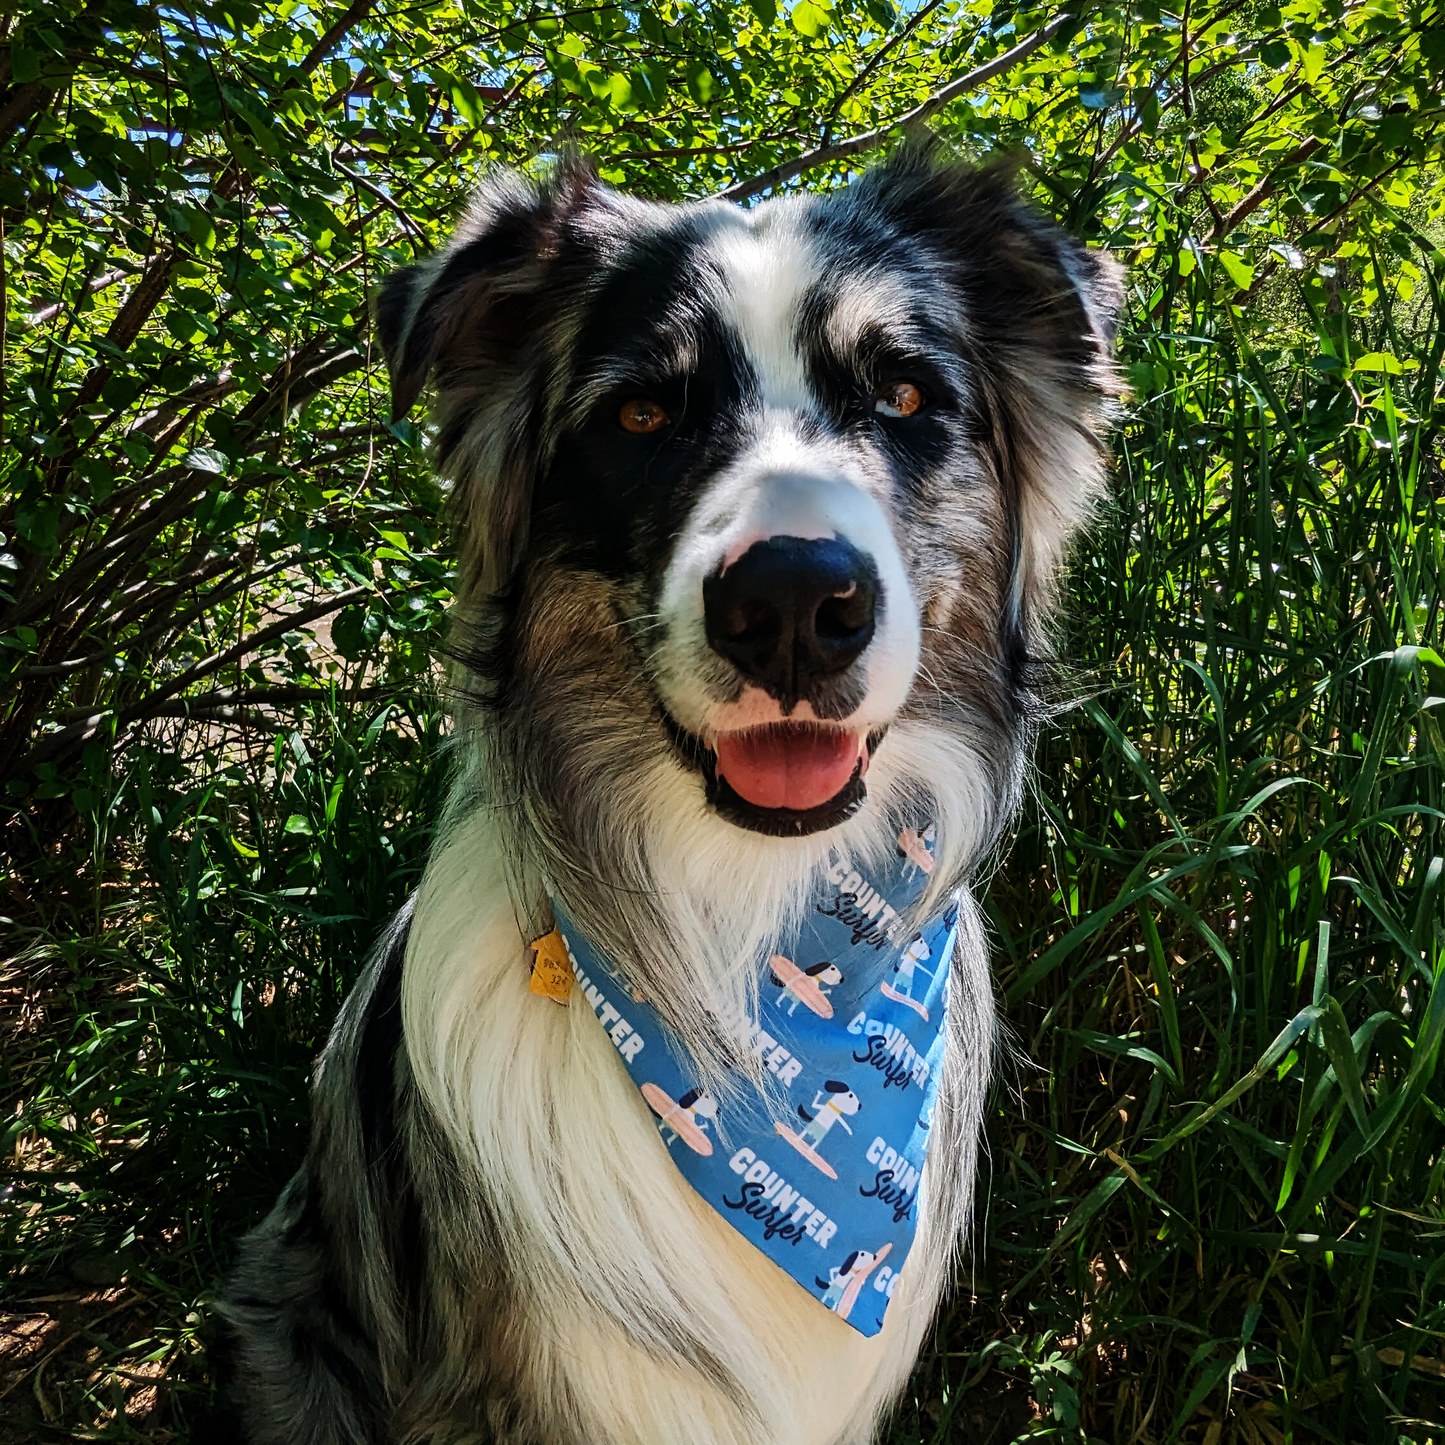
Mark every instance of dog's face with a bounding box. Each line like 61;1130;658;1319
377;149;1120;850
821;1083;862;1115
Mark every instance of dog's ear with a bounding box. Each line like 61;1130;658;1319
859;141;1122;408
372;157;601;423
371;158;608;599
859;140;1125;626
1059;235;1125;357
373;264;426;420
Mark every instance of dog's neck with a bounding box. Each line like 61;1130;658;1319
431;704;1010;1113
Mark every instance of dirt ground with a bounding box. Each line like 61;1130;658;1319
0;1272;209;1441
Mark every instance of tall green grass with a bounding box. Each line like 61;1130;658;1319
3;253;1443;1445
887;252;1445;1440
2;696;450;1433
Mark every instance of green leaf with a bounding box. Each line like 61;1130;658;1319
15;498;60;554
331;606;382;661
450;80;489;125
1318;998;1370;1136
1218;251;1255;290
1058;1029;1181;1086
790;1;830;38
10;47;40;84
685;62;718;102
1350;351;1403;374
604;71;635;109
184;448;227;475
164;308;205;344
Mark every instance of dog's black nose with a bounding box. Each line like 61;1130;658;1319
704;536;878;708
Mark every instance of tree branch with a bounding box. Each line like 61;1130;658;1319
822;0;949;135
18;588;373;771
1206;136;1322;243
298;0;379;77
0;78;54;148
712;13;1075;204
16;549;282;677
333;156;426;241
151;681;411;709
25;269;134;327
119;584;371;714
2;346;366;634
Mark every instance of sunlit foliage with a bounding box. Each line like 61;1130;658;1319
2;0;1444;1438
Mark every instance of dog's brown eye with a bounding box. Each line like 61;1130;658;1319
874;381;924;419
619;398;669;433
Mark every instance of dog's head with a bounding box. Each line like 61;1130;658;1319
377;145;1120;865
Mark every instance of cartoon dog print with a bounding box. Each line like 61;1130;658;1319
797;1081;860;1152
770;958;844;1017
775;1080;860;1179
815;1241;892;1321
641;1083;717;1155
879;933;934;1021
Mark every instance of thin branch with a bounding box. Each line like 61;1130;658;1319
712;13;1075;204
2;346;366;634
298;0;379;77
16;551;288;678
1206;136;1323;243
822;0;949;135
19;587;373;770
603;131;801;165
25;269;134;327
154;682;411;707
116;683;414;729
0;79;54;147
333;157;426;242
129;585;370;710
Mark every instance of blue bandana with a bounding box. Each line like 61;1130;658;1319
542;822;958;1338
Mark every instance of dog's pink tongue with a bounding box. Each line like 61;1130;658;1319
715;727;862;811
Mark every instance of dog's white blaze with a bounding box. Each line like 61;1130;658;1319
707;201;817;413
653;214;925;745
403;808;960;1445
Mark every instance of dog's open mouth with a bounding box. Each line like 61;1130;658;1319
715;724;866;812
665;717;880;836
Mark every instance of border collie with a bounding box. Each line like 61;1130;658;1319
215;141;1121;1445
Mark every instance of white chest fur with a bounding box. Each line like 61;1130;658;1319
400;810;985;1445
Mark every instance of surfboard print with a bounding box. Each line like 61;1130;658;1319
768;954;835;1019
896;827;935;875
879;980;929;1021
642;1083;714;1155
837;1242;891;1321
773;1123;839;1179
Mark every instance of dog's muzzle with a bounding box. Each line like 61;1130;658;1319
703;535;879;713
677;533;885;836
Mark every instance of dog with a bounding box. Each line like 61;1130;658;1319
214;141;1120;1445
